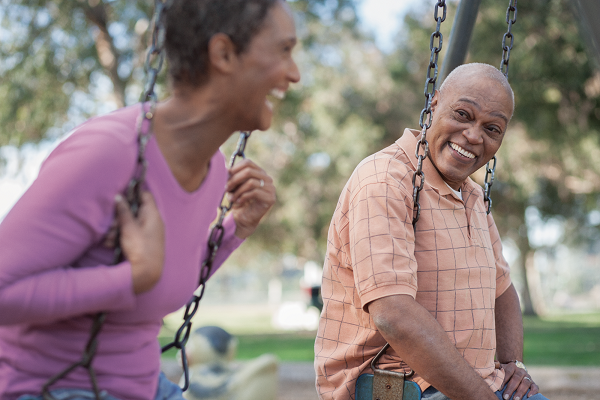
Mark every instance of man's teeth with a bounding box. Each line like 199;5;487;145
450;142;475;159
270;88;285;100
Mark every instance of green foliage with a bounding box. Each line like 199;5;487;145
0;0;154;146
470;0;600;243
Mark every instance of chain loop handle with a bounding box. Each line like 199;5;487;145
161;131;252;391
413;0;447;225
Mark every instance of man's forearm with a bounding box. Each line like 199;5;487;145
495;283;524;363
369;295;497;400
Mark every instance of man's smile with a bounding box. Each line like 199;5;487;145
449;142;475;159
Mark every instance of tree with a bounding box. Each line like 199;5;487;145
0;0;153;146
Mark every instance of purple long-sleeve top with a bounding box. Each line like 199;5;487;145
0;104;244;399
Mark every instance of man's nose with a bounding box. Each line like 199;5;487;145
462;127;484;144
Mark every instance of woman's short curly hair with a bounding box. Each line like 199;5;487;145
164;0;280;87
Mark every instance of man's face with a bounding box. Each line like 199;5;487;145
233;0;300;131
426;76;513;190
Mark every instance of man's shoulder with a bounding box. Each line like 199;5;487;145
348;141;414;193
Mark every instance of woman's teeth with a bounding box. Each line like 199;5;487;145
270;88;285;99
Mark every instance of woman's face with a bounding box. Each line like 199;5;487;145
232;0;300;131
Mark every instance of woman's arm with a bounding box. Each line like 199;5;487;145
0;127;139;325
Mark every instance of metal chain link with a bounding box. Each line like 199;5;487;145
413;0;447;225
485;0;517;215
483;156;497;214
41;2;167;399
499;0;517;78
161;131;252;391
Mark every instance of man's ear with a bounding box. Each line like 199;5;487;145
208;33;237;75
430;90;440;113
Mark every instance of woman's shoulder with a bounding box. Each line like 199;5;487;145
53;105;142;162
69;104;141;146
40;105;144;181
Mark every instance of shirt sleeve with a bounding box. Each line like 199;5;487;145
487;212;512;298
348;180;419;311
0;125;138;325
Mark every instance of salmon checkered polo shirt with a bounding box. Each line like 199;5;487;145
314;129;512;400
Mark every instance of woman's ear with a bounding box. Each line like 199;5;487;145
208;33;237;75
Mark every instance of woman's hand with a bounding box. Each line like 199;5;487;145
497;361;539;400
114;191;165;294
226;159;276;239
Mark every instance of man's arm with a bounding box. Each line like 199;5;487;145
495;284;539;399
369;294;497;400
495;283;523;363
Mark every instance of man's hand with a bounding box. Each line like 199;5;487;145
496;361;539;400
115;192;165;295
226;159;276;239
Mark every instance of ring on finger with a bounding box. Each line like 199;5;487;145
259;179;265;188
523;377;532;383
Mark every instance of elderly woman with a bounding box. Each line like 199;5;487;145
0;0;299;399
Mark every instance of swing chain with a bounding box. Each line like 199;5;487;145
41;2;168;399
414;0;446;225
488;0;517;213
142;0;171;103
161;131;252;392
500;0;517;77
483;156;497;214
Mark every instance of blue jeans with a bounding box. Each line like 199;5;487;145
17;372;185;400
422;385;549;400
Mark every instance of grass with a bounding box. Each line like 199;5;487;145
522;313;600;366
160;308;600;366
159;331;316;361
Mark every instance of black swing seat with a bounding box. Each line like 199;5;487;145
355;373;422;400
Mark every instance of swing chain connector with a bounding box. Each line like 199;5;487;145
161;131;252;392
414;0;446;225
483;156;497;215
500;0;517;77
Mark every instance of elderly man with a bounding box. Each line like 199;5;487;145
315;64;548;400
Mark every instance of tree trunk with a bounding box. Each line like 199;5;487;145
84;2;126;108
515;233;545;316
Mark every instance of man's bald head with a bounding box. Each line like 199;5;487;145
439;63;514;117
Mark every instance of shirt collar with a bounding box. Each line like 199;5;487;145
396;128;455;197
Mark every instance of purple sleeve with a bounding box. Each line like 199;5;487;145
207;214;245;278
0;126;138;325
